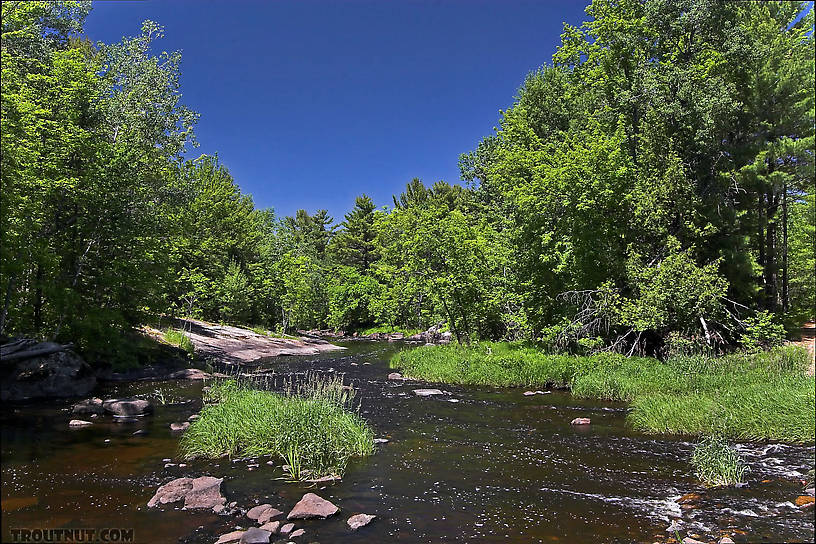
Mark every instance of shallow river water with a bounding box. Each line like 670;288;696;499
2;341;814;543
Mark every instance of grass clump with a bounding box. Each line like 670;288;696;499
392;343;814;442
691;435;749;486
163;328;195;355
180;375;374;479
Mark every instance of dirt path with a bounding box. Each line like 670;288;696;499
788;321;815;376
177;318;344;364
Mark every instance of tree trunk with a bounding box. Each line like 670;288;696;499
782;180;789;312
0;273;16;336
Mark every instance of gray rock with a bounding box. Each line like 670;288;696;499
103;398;152;416
1;345;96;401
239;527;271;544
374;438;389;444
72;397;105;415
170;422;190;432
412;388;444;397
287;493;338;519
146;476;225;512
347;513;376;530
68;419;93;427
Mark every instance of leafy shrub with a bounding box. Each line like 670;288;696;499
740;310;786;352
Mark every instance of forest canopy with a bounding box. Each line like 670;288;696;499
1;0;813;363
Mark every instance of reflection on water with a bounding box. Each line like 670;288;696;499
2;341;814;543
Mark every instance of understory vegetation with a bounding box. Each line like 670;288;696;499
391;344;815;442
179;376;374;479
1;1;813;366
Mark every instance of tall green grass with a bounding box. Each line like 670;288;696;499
163;327;195;355
180;375;374;478
391;343;814;442
691;435;749;486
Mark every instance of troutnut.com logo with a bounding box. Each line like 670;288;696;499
7;528;135;543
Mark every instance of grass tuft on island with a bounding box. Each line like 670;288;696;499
391;343;814;442
179;375;374;478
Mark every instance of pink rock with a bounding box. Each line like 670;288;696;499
183;476;226;510
259;521;280;534
279;523;295;535
247;503;272;520
570;417;591;425
347;513;376;530
257;506;284;524
287;493;339;519
215;531;244;544
290;529;305;538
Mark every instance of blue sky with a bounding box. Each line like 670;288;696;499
84;0;588;221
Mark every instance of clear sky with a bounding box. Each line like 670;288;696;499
84;0;589;221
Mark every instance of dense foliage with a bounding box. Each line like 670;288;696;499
1;1;813;361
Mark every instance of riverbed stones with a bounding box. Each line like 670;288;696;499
103;397;152;416
72;397;105;415
279;523;295;535
248;504;283;523
238;527;271;544
170;422;190;432
795;495;815;507
215;531;244;544
347;513;376;530
68;419;93;427
287;493;338;519
259;521;280;534
387;372;404;380
147;476;225;512
412;388;444;397
681;538;706;544
570;417;591;425
289;528;305;538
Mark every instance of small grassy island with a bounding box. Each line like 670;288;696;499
180;375;374;479
392;343;815;443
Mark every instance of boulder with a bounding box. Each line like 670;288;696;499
347;513;376;530
72;397;105;415
103;398;152;417
215;531;244;544
239;527;271;544
570;417;591;425
68;419;93;427
1;343;96;401
167;368;211;380
170;422;190;432
412;389;444;397
287;493;338;520
146;476;225;512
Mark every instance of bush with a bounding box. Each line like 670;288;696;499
691;435;749;487
740;310;786;352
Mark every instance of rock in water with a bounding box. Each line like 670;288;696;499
247;503;278;521
278;523;294;535
147;476;225;512
68;419;93;427
215;531;244;544
259;521;280;534
72;397;105;415
570;417;591;425
412;388;444;397
103;398;152;416
239;527;271;544
347;513;376;530
287;493;339;519
257;506;284;524
289;528;305;538
795;495;815;507
1;344;96;401
170;422;190;432
387;372;403;380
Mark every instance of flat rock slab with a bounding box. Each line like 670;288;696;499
287;493;338;519
347;513;376;530
412;389;445;397
103;398;152;416
177;318;344;364
387;372;404;380
570;417;591;425
215;531;244;544
259;521;280;534
147;476;225;512
290;529;305;538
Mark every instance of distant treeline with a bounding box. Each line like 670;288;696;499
1;1;813;362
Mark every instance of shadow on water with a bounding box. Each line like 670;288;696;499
2;341;814;543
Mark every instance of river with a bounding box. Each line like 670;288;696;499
2;341;813;543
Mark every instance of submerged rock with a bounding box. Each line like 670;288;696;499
347;513;376;530
570;417;591;425
412;388;444;397
68;419;93;427
290;528;305;538
103;398;152;417
147;476;225;512
287;493;338;519
239;527;271;544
